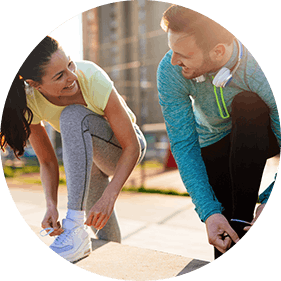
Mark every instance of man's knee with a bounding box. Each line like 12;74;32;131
231;91;269;124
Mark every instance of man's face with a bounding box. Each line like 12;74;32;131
168;30;216;80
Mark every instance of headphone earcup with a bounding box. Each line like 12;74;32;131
213;67;232;87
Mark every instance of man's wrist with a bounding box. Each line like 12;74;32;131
205;212;223;224
202;209;223;223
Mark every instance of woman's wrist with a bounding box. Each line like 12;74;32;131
46;199;57;209
103;182;120;201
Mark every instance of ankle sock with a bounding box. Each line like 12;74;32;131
66;209;85;225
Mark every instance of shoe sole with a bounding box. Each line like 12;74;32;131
61;239;92;263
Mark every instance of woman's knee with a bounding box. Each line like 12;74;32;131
60;105;104;136
60;104;87;128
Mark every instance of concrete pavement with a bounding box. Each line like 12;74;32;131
75;240;209;280
8;181;214;257
125;155;280;195
5;154;279;279
7;181;212;279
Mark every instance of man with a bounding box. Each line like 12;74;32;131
157;5;280;259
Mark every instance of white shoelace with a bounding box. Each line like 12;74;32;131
53;229;73;245
40;228;75;245
40;226;99;239
40;227;55;237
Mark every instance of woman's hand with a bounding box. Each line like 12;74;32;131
29;123;61;236
85;188;117;230
84;88;140;231
85;88;140;230
41;205;63;236
243;203;265;231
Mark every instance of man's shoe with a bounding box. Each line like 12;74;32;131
49;218;92;262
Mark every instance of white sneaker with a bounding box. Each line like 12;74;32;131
49;218;92;262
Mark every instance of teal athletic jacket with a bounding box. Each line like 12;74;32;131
157;40;281;222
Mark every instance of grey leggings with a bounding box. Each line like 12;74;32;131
60;104;146;243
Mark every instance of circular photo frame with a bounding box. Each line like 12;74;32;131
1;1;280;280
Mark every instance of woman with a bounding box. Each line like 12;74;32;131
1;36;146;262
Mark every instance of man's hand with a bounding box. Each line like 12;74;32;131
243;203;265;231
205;213;240;254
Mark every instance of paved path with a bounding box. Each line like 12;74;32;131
74;240;209;280
4;155;279;279
7;180;214;262
126;155;280;195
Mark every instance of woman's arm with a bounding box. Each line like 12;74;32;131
85;88;140;230
29;123;63;236
103;88;140;195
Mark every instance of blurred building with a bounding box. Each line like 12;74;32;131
82;0;171;127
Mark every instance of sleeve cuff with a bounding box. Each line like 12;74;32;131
259;173;277;204
195;202;224;223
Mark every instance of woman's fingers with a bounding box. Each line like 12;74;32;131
85;211;108;230
41;218;63;236
95;214;108;229
85;210;100;227
85;212;94;226
50;221;63;236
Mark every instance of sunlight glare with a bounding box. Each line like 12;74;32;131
49;15;83;60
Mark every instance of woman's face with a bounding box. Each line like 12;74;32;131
33;48;79;99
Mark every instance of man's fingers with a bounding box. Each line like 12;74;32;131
226;226;240;244
213;236;232;254
222;234;233;251
243;226;251;231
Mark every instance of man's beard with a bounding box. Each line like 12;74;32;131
181;54;213;80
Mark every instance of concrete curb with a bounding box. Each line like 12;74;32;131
74;238;209;280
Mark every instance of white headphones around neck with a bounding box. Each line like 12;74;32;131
194;39;243;88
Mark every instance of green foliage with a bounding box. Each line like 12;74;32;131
122;185;189;197
3;166;15;178
3;165;40;178
4;162;189;197
59;178;67;185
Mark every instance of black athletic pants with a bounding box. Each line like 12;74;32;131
200;91;279;259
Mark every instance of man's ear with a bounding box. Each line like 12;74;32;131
210;44;226;61
25;79;40;89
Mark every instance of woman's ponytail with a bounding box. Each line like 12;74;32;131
1;74;33;158
0;36;59;158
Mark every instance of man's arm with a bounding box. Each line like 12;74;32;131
157;51;240;252
157;51;223;222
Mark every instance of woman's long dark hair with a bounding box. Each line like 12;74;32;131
1;36;59;158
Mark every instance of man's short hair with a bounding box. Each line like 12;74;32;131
161;5;235;52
